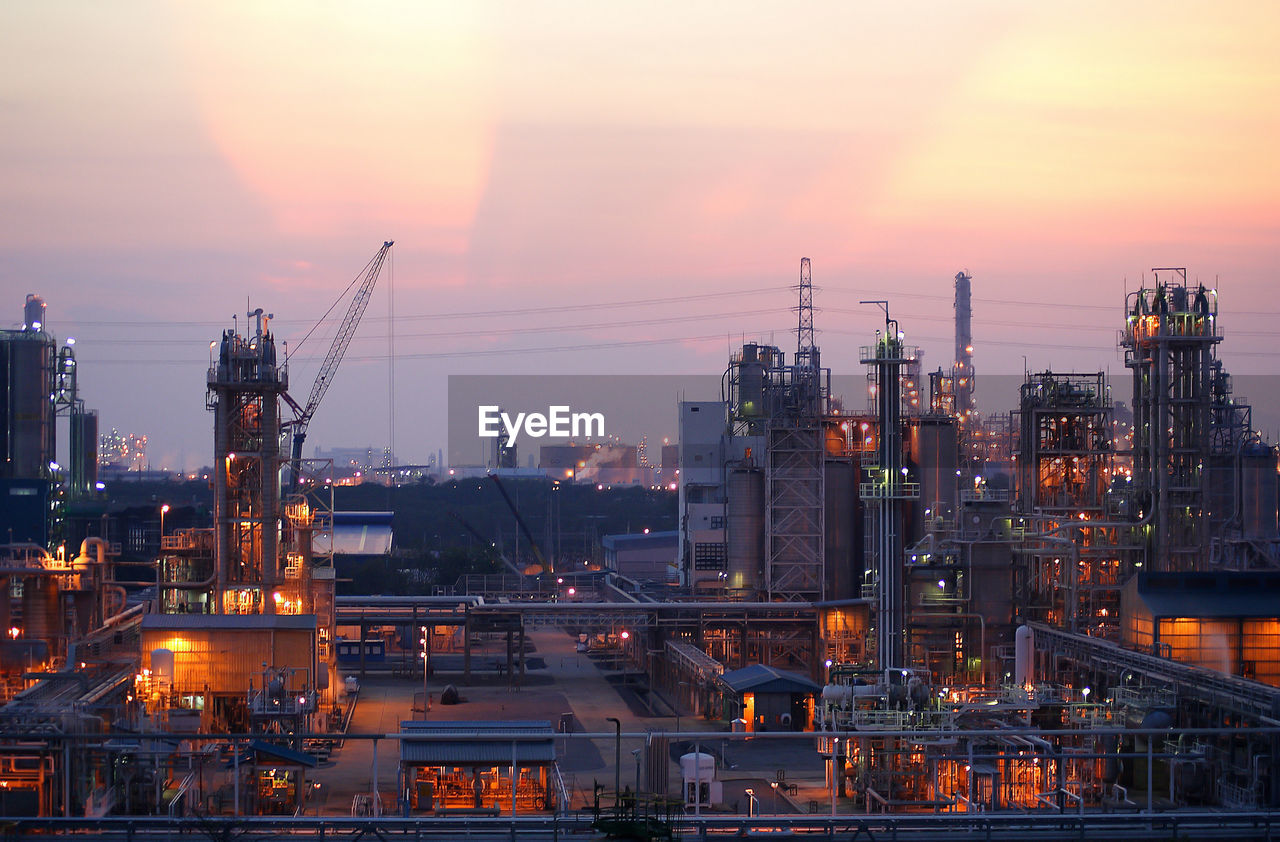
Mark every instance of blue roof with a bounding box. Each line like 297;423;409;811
333;511;394;525
398;720;555;766
249;739;317;768
602;531;679;550
720;664;820;695
1134;572;1280;618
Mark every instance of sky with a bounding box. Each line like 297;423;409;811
3;1;1280;470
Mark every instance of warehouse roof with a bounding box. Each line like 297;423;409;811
1134;572;1280;619
719;664;820;695
249;739;317;768
602;531;679;550
399;720;556;766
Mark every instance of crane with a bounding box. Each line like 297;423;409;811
447;510;524;577
283;241;394;492
487;474;552;575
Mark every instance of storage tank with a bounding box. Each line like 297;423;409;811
1242;444;1279;540
1014;625;1034;688
824;460;858;600
726;468;764;592
23;295;46;332
735;343;766;425
69;409;98;497
1;332;56;479
911;416;958;522
21;577;60;645
150;648;176;686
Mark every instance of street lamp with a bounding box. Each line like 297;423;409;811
631;747;642;803
676;680;690;733
770;780;779;814
744;787;757;817
160;504;170;541
831;738;839;817
419;626;430;715
606;717;621;809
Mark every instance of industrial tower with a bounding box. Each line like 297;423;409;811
860;304;920;670
765;258;826;601
1121;270;1219;572
208;308;287;614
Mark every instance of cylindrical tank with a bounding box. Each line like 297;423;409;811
736;344;765;423
150;648;175;684
679;752;716;781
70;409;98;497
21;577;60;644
821;684;854;706
912;416;958;517
726;468;764;592
824;461;857;600
1;332;56;479
1242;445;1278;540
23;295;46;331
1014;625;1034;687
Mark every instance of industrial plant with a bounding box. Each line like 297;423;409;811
2;250;1280;839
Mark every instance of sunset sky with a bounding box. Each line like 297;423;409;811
3;2;1279;469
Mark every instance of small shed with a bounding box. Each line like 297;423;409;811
718;664;820;731
247;739;317;815
398;720;558;815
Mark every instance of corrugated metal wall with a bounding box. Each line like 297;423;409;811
141;628;315;695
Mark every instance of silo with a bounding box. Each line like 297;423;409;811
726;468;764;593
1242;445;1279;540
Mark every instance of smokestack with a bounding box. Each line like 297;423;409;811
954;271;973;423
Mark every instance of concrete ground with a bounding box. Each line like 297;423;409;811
304;627;831;816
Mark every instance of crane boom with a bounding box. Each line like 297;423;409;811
487;474;552;574
288;241;394;490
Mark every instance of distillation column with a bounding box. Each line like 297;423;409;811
208;309;287;614
861;318;918;670
1122;271;1219;572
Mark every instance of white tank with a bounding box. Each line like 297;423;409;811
150;648;175;683
1015;625;1034;687
679;752;716;781
821;684;854;706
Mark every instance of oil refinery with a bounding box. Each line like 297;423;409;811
2;253;1280;841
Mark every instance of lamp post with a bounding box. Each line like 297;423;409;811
606;717;621;809
831;738;839;817
770;780;779;814
158;504;170;604
744;787;757;817
420;625;430;715
631;747;642;803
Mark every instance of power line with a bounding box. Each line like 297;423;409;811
61;286;788;329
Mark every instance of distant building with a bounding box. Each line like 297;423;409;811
602;530;678;582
